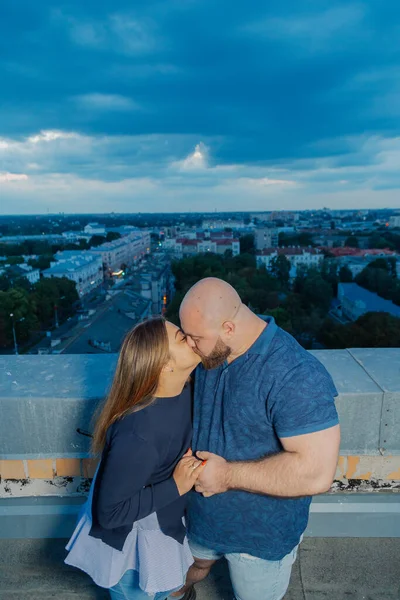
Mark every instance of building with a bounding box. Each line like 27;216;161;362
269;211;299;223
125;253;175;315
106;225;142;237
61;231;91;242
164;237;240;258
336;254;399;278
256;247;324;270
16;263;41;284
337;283;400;321
89;231;151;274
84;223;106;235
255;228;279;250
5;264;40;285
43;253;103;296
201;219;247;230
328;248;396;258
389;215;400;228
0;234;65;245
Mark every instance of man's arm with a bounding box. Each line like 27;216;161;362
196;424;340;497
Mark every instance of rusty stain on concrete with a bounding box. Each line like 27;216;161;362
346;456;360;479
358;471;372;480
388;467;400;479
336;456;346;478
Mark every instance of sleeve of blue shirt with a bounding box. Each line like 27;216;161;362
271;359;339;439
93;429;180;530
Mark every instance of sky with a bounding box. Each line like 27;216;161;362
1;0;400;214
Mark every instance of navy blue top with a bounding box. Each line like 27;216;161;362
90;385;192;551
188;317;339;560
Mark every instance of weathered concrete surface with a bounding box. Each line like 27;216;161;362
310;349;383;455
0;538;399;599
348;348;400;455
0;355;117;458
1;349;400;458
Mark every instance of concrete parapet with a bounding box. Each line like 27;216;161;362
1;349;399;494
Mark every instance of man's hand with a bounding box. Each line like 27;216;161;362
195;451;232;497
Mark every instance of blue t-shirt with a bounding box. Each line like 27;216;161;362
187;317;339;561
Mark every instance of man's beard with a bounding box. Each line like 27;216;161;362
196;337;232;370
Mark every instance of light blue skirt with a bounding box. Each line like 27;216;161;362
65;473;193;594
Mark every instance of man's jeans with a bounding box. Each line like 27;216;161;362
189;538;300;600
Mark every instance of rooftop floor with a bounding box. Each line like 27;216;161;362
1;537;399;599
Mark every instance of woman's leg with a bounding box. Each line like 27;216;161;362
108;569;153;600
108;569;178;600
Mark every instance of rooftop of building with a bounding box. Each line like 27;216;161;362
54;250;102;262
7;264;39;276
257;247;322;256
1;536;399;600
44;256;100;274
328;247;397;257
338;253;399;264
338;283;400;317
0;348;400;597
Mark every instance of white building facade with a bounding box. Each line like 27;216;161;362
44;253;104;296
389;216;400;228
84;223;106;235
90;231;151;273
256;248;324;270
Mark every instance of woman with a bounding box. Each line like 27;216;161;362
65;317;204;600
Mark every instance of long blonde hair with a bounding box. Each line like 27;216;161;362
91;316;169;454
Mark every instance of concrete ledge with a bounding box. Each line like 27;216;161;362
1;350;400;457
1;493;399;539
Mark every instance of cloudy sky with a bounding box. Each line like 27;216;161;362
1;0;400;214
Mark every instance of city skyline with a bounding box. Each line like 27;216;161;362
1;1;400;214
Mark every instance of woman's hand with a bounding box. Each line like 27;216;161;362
173;449;205;496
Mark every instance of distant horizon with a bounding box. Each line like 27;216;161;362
0;207;399;218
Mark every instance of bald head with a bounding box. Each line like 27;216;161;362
179;278;242;367
180;277;242;329
180;278;266;368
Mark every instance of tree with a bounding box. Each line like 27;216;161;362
339;265;353;283
368;233;394;250
367;258;391;272
269;255;291;287
239;234;255;255
345;235;359;248
366;257;397;278
2;256;24;266
302;270;333;312
89;235;106;248
28;254;53;270
267;307;293;332
31;277;78;328
320;313;400;348
106;231;122;242
356;266;398;301
0;287;39;348
321;259;339;294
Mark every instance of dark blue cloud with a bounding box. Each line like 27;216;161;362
1;0;399;164
1;1;400;214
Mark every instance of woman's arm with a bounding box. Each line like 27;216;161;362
93;429;180;530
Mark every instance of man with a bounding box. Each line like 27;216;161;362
176;277;340;600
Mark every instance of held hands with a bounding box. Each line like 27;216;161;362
173;449;206;496
194;451;232;498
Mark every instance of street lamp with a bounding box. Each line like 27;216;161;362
10;313;25;355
